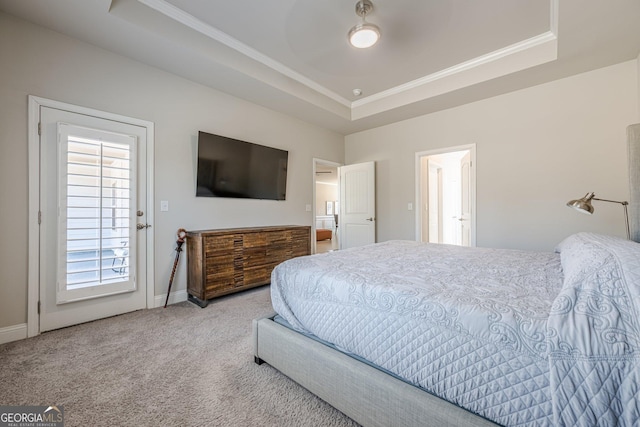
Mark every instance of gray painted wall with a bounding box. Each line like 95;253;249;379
1;11;639;336
345;61;639;251
0;12;344;330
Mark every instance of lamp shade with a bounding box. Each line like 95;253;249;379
349;23;380;48
566;192;595;215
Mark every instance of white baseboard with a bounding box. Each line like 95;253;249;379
1;294;188;345
153;289;188;308
0;323;28;345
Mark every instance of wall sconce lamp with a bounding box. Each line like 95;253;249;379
566;192;630;239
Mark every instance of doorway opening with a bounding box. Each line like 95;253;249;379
415;145;476;246
313;159;340;254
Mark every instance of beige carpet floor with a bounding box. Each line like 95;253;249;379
0;287;359;427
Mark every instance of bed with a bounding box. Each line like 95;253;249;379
253;125;640;427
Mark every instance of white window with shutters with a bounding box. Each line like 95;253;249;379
56;123;137;303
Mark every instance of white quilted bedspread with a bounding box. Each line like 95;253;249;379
271;235;640;426
548;233;640;426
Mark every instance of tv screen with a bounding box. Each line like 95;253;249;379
196;131;288;200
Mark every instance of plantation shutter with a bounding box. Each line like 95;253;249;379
56;123;137;303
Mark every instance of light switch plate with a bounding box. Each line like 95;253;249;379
305;204;312;212
160;200;169;212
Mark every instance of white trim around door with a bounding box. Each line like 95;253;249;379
27;96;155;337
414;144;476;246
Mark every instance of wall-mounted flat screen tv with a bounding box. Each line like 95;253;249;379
196;131;288;200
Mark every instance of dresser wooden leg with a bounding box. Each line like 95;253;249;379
187;294;208;308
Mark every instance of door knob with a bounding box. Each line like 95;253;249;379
137;223;151;230
366;217;375;221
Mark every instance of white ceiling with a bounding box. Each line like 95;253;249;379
1;0;639;135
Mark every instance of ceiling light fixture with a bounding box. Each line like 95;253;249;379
348;0;380;49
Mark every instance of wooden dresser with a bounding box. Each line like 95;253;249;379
186;225;311;307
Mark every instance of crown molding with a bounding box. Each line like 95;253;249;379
350;30;558;119
352;32;557;109
137;0;559;122
137;0;352;107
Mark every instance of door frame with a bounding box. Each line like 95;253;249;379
312;158;342;254
27;95;155;337
414;144;476;246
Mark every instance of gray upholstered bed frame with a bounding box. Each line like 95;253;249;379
253;315;498;427
252;124;640;426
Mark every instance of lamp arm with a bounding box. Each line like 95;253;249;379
591;197;629;206
591;198;630;239
623;204;630;240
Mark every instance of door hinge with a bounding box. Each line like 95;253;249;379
37;301;41;314
38;210;42;225
38;122;41;136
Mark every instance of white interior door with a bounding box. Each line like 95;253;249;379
39;106;148;332
339;161;375;249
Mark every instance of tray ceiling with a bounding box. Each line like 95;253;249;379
0;0;638;134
